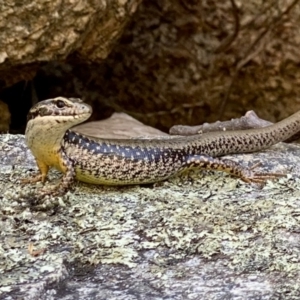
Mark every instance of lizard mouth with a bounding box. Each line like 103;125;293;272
27;107;91;121
26;97;92;122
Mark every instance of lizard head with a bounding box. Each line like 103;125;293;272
25;97;92;160
27;97;92;127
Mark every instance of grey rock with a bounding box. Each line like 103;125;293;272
1;133;300;299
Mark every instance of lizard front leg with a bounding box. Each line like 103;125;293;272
22;159;49;184
39;151;76;197
185;154;284;183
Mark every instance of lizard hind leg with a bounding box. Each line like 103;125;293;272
185;154;285;184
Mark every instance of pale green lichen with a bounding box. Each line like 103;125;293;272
2;135;300;298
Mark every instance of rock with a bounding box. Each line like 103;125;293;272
0;100;10;132
24;0;300;132
74;112;168;139
1;126;300;299
0;0;142;87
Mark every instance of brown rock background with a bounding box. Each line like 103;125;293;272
1;0;300;132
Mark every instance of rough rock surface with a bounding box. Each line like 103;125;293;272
28;0;300;131
0;0;141;87
1;124;300;298
2;0;300;133
74;112;169;139
91;0;300;128
0;100;10;132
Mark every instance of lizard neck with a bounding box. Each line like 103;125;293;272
25;116;75;169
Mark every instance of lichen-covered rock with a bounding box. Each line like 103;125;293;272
2;129;300;298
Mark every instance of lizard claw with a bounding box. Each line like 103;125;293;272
21;174;44;185
240;164;286;184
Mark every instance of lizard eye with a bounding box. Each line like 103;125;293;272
56;100;65;108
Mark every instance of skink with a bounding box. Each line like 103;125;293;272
25;97;296;196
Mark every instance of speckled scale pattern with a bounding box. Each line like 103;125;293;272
62;111;300;185
63;131;189;184
25;97;300;195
